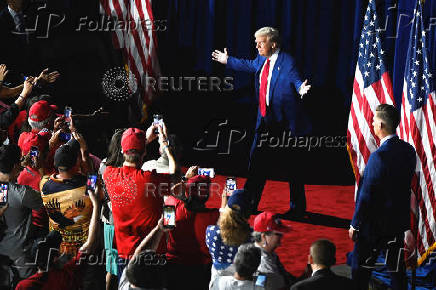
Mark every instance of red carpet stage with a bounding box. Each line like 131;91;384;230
205;175;355;276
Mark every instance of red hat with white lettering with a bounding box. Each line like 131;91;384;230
253;212;292;234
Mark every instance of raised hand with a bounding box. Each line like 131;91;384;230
72;131;87;152
36;68;60;85
298;79;311;98
185;166;198;179
21;77;35;97
0;64;8;82
212;48;229;64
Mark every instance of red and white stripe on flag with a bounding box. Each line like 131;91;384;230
346;0;395;196
398;0;436;266
99;0;161;118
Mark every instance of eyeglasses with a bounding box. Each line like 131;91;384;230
266;231;283;237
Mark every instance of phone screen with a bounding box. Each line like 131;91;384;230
198;168;215;178
30;146;39;157
0;183;8;206
153;114;163;134
64;107;72;122
255;275;267;287
59;132;72;142
226;177;236;196
163;205;176;228
86;174;97;193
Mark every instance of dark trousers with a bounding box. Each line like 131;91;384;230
351;233;407;290
244;123;306;213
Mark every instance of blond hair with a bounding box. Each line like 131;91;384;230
218;207;251;246
254;27;280;47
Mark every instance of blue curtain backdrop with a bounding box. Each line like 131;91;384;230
152;0;436;184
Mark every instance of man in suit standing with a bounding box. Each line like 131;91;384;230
0;0;39;86
212;27;311;216
349;104;416;290
291;239;354;290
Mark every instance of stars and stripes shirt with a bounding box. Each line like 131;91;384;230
206;225;240;270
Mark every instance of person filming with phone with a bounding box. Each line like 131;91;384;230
40;132;94;255
16;180;103;290
162;167;220;290
0;144;44;287
17;132;51;242
103;122;177;278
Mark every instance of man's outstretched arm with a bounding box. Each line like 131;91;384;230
212;48;259;73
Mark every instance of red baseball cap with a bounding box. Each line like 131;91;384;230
185;175;211;202
18;132;49;155
29;100;57;122
121;128;146;153
253;212;292;234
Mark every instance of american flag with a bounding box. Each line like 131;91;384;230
99;0;161;120
398;0;436;266
347;0;395;190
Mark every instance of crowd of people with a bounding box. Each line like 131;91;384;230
0;63;361;290
0;1;420;286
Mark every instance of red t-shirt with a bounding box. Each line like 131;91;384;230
15;253;86;290
8;110;27;143
103;166;170;259
17;166;49;229
165;196;220;265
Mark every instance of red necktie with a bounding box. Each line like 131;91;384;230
259;59;270;117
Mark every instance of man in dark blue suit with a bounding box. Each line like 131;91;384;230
349;104;416;290
291;239;354;290
212;27;311;216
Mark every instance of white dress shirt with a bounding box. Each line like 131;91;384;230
259;49;280;107
380;134;396;146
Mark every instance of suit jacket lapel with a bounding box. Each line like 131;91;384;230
255;55;266;93
268;51;283;103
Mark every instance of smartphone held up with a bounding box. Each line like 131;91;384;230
153;114;163;134
86;174;97;195
163;205;176;229
226;177;236;196
198;168;215;178
64;106;72;126
0;183;8;206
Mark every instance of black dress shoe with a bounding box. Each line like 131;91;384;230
280;209;306;220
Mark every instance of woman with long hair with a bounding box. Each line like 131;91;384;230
206;189;252;288
100;128;125;290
